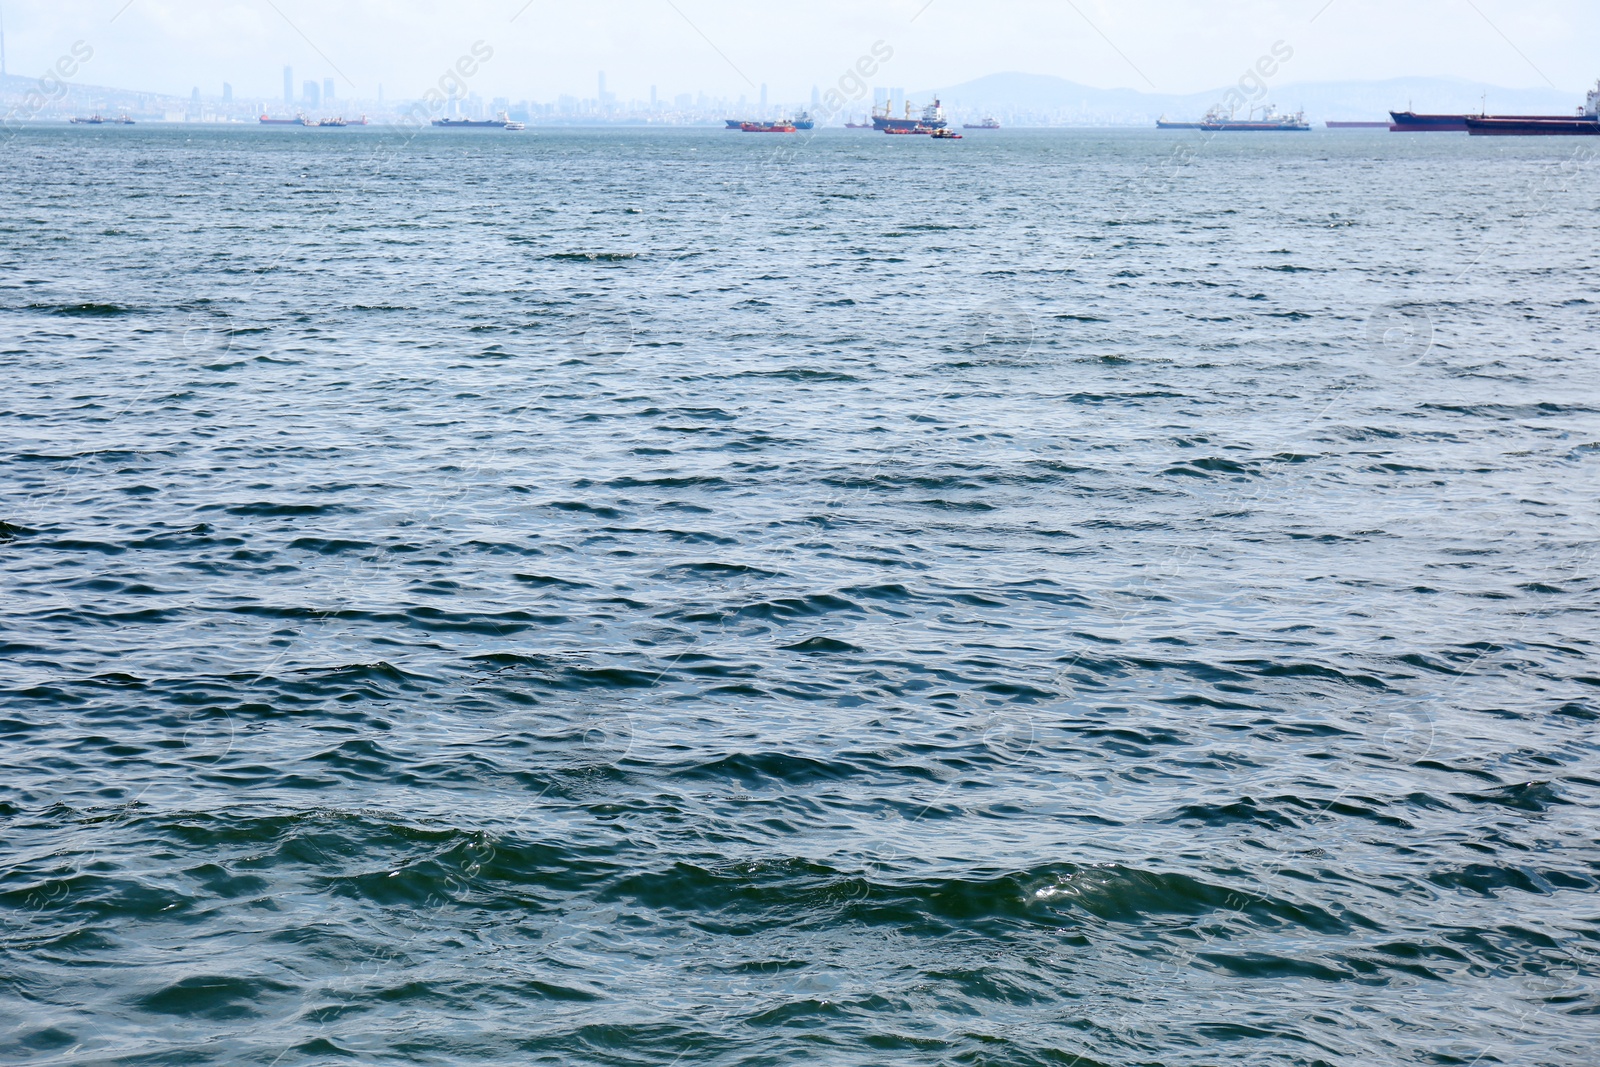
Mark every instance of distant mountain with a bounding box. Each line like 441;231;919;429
915;72;1585;126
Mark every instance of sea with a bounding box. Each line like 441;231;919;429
1;124;1598;1066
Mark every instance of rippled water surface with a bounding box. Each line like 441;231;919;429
2;125;1599;1065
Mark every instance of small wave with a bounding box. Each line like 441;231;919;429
547;252;639;262
29;301;136;317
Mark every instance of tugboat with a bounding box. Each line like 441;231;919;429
872;98;948;132
963;116;1000;129
929;127;963;139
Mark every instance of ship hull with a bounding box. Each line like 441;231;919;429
1465;117;1600;136
1200;122;1310;131
1389;111;1471;131
432;120;506;128
873;116;946;132
1156;120;1202;129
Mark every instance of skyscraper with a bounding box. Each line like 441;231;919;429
222;82;233;103
303;81;320;109
759;83;767;115
283;66;293;105
323;77;334;103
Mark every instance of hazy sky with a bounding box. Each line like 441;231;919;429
3;0;1597;101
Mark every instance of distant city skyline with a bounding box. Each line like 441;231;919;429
0;0;1596;106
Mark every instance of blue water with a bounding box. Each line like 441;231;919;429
1;125;1598;1065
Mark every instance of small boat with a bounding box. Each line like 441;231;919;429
319;117;348;127
113;114;136;125
504;120;526;131
929;128;963;139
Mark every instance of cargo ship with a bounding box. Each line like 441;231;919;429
963;117;1000;129
1201;105;1309;131
433;112;515;128
872;98;947;132
845;116;873;129
793;112;815;130
69;114;105;124
1159;106;1239;130
259;114;311;125
741;120;796;133
1462;81;1600;136
1390;105;1579;132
